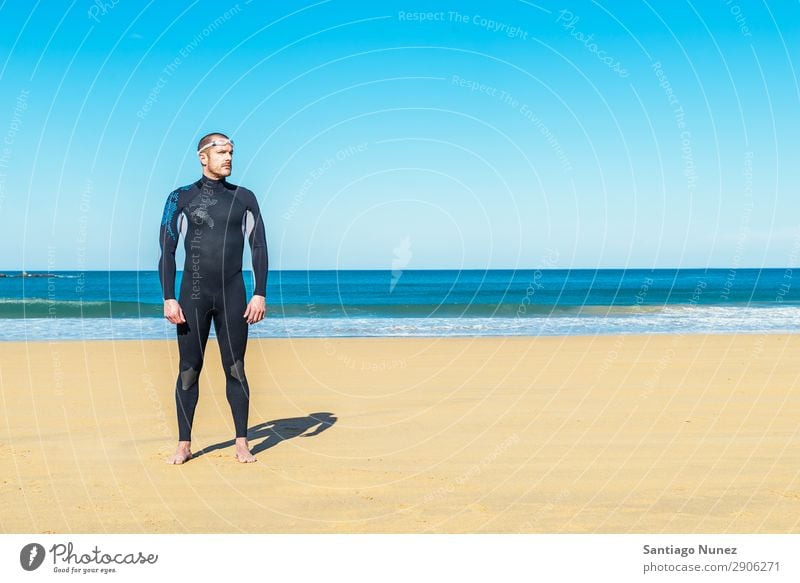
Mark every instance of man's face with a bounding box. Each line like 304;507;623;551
200;142;233;178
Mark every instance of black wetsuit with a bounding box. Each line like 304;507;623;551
158;176;267;441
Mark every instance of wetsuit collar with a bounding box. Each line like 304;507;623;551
199;175;227;190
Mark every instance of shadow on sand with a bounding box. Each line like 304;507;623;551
194;412;337;458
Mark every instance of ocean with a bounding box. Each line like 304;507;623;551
1;269;798;340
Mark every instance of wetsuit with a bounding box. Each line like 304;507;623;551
158;176;267;441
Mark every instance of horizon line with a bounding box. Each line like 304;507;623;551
2;266;794;273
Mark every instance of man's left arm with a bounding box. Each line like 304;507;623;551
243;189;268;324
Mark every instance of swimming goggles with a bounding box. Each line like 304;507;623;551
197;138;234;154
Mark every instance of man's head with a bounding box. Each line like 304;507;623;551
197;132;233;179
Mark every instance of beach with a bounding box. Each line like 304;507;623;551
1;334;799;533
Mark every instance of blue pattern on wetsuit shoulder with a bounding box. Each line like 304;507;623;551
161;190;180;241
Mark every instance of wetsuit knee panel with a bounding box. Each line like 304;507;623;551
180;366;199;391
229;359;246;383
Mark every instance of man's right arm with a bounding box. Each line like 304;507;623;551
158;190;181;301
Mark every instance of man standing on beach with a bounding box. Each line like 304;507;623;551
158;132;268;464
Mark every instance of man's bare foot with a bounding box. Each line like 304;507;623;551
166;441;192;465
234;437;257;463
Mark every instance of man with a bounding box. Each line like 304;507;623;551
158;132;268;464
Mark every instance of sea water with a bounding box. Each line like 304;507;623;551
1;269;797;340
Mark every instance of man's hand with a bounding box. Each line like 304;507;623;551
164;299;186;324
244;295;266;324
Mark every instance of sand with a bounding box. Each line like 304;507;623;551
1;334;799;533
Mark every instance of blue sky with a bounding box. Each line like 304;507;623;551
1;0;798;270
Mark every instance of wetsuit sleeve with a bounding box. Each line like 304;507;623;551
245;190;268;297
158;190;181;301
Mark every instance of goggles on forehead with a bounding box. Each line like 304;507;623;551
197;138;234;154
